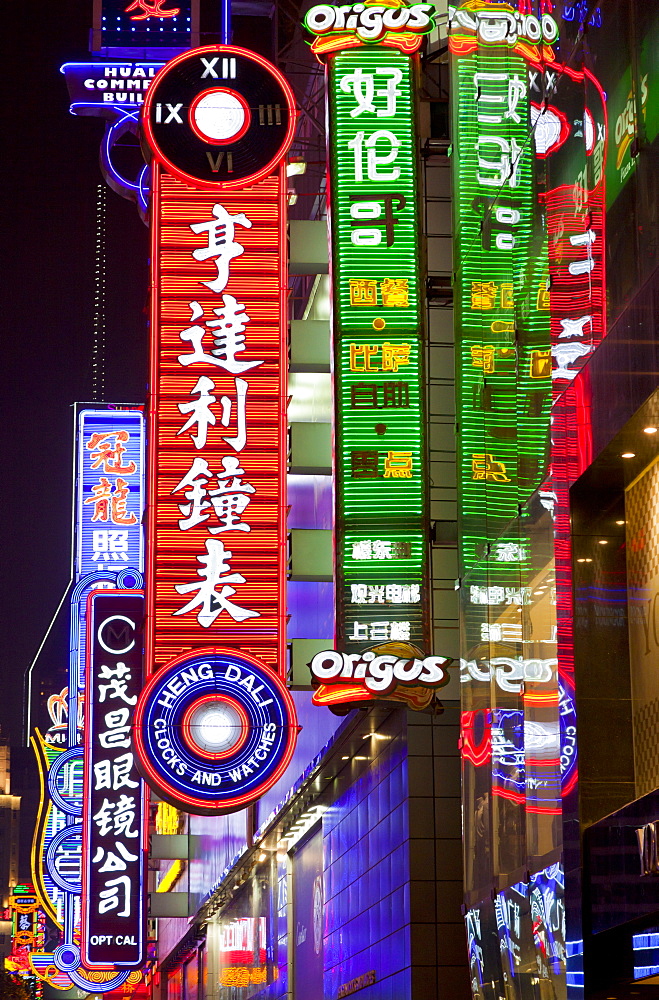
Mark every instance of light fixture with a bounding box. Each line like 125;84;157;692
615;520;625;525
286;159;307;177
622;451;636;458
598;539;608;545
341;755;350;760
585;558;592;562
577;558;585;563
643;426;657;434
354;755;368;761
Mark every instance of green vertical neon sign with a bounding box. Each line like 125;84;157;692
327;47;428;652
451;16;551;577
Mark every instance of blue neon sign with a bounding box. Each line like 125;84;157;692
75;409;144;581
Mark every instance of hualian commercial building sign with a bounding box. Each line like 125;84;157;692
306;0;433;661
137;45;299;814
62;62;164;109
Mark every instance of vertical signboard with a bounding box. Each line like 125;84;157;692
450;7;553;572
29;406;146;996
306;2;433;655
83;591;145;968
450;6;608;995
146;173;288;675
137;46;299;814
77;409;145;579
142;46;295;677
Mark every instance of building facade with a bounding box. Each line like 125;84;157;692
29;1;659;998
452;2;659;998
146;4;472;998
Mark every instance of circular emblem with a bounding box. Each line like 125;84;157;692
142;45;297;189
133;649;298;815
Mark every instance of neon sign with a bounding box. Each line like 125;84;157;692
139;46;299;814
76;409;144;580
134;650;298;814
29;407;146;994
142;46;296;190
304;1;435;55
82;591;145;969
451;5;549;576
309;645;450;709
91;0;194;55
317;29;429;657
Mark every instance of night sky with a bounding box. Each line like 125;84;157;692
1;1;150;749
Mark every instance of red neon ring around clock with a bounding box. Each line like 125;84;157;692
188;87;251;146
180;693;250;761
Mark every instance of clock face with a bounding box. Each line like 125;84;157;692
142;45;297;189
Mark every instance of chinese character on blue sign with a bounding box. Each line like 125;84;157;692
76;410;144;580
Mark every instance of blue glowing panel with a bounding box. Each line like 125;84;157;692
633;930;659;980
529;864;566;979
75;410;144;582
93;0;194;56
293;828;323;996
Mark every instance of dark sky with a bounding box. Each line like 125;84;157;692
1;1;150;748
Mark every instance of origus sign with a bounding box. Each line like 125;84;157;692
309;642;451;711
138;46;299;814
304;0;436;56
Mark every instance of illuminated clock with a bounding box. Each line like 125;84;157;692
133;649;299;815
142;44;297;189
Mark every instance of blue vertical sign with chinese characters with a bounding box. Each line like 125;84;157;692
83;591;145;969
76;409;144;582
27;407;147;994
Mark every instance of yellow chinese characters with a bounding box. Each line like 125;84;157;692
470;345;496;373
380;278;409;308
349;279;378;307
349;278;410;308
384;451;413;478
349;342;411;373
471;454;511;483
530;349;551;378
470;281;513;310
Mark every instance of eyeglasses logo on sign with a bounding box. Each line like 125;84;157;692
304;0;436;56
